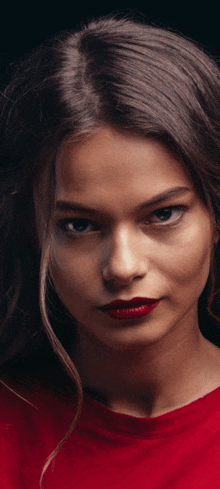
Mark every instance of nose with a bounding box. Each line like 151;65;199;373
102;226;147;285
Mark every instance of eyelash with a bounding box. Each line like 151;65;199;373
57;206;186;237
147;205;186;226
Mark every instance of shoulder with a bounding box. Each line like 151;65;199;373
0;362;77;434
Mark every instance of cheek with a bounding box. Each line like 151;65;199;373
50;243;99;306
162;223;213;297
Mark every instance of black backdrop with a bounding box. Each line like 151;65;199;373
1;1;220;87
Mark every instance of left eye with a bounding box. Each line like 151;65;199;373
150;206;185;224
59;218;99;234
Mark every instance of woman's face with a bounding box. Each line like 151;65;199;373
43;126;216;350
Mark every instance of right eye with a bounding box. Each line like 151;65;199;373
58;218;100;236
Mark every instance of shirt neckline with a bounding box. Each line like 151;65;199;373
82;386;220;439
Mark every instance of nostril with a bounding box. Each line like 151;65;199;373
102;262;146;285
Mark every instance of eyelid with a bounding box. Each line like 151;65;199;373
56;217;101;236
147;205;187;225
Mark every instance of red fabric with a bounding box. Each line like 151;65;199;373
1;382;220;488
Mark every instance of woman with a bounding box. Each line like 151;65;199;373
1;15;220;488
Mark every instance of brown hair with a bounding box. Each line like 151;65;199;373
1;14;220;484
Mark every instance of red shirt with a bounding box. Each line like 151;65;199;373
1;382;220;488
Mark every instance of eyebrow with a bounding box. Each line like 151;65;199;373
56;186;192;214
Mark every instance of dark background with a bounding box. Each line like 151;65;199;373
1;1;220;87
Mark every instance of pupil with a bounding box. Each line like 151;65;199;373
72;219;88;231
156;208;172;221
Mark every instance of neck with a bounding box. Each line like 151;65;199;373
75;323;220;417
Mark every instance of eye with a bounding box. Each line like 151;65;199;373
58;218;100;235
149;206;186;225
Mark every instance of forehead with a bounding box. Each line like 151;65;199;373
55;126;192;204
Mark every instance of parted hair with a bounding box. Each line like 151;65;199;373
1;14;220;390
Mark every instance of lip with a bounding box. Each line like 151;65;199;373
97;297;160;320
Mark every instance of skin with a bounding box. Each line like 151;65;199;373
36;125;220;417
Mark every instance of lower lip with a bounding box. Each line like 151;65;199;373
102;302;160;320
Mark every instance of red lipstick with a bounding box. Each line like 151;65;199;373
98;297;160;320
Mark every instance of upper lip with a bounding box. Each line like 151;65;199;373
98;297;160;311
